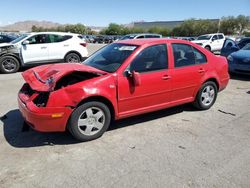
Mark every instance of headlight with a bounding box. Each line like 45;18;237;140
227;55;233;62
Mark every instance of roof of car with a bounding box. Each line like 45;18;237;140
29;32;79;36
115;38;188;46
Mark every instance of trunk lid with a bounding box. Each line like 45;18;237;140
22;63;107;91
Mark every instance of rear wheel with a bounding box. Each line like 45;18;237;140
193;81;217;110
65;53;81;63
0;56;20;74
68;101;111;141
205;46;211;51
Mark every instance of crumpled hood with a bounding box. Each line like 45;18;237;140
0;43;13;48
22;63;107;91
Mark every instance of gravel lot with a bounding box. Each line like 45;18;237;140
0;44;250;188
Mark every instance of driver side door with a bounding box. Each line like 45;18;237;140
21;34;49;64
117;44;172;117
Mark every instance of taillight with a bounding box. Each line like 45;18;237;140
80;42;87;47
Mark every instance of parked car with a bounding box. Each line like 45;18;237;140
221;38;250;75
82;35;95;43
192;33;225;52
0;32;88;73
237;37;250;49
0;34;17;43
119;33;162;40
18;39;229;141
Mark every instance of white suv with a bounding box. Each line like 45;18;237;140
192;33;225;52
0;32;88;73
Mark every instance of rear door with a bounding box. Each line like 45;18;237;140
47;34;72;61
170;43;208;102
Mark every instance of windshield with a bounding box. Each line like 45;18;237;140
241;43;250;50
11;34;28;44
197;35;211;40
83;43;138;73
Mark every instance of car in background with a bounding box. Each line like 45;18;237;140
192;33;225;52
18;38;229;141
119;33;162;40
0;34;17;43
93;35;115;44
237;37;250;49
82;35;95;43
221;38;250;75
0;32;88;73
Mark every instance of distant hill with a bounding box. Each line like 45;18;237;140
0;20;61;32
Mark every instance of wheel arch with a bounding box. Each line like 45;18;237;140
204;45;211;50
76;96;115;122
0;53;21;64
202;78;219;90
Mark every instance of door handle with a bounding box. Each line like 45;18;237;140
198;68;205;73
162;75;171;80
41;47;47;49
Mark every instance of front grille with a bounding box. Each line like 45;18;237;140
237;59;250;65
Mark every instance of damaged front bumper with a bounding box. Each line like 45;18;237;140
18;85;73;132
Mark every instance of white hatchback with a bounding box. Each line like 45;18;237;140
0;32;88;73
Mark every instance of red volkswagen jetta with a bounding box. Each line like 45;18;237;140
18;39;229;141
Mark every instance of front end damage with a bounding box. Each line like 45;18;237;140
18;64;106;132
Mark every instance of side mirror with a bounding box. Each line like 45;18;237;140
124;70;141;86
124;70;132;77
132;71;141;86
22;40;29;45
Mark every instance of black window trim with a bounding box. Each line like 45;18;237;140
171;43;207;69
124;43;169;75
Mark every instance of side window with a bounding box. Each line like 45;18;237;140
130;44;168;73
212;35;218;40
193;47;207;64
27;34;47;44
218;35;224;39
48;35;72;43
172;44;195;68
136;35;145;39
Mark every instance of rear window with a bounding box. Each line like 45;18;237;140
48;34;72;43
218;35;224;39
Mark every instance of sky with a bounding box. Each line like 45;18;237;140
0;0;249;27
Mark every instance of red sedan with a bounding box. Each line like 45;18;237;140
18;39;229;141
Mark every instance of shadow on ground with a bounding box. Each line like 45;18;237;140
1;104;196;148
230;73;250;81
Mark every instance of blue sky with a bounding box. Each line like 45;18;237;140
0;0;249;26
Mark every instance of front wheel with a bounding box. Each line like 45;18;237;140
68;101;111;141
193;81;218;110
0;56;20;74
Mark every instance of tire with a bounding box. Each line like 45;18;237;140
0;56;20;74
68;101;111;141
205;46;211;51
65;53;81;63
193;81;218;110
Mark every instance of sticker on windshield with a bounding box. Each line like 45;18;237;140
119;46;136;51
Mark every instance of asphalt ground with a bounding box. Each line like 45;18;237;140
0;44;250;188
